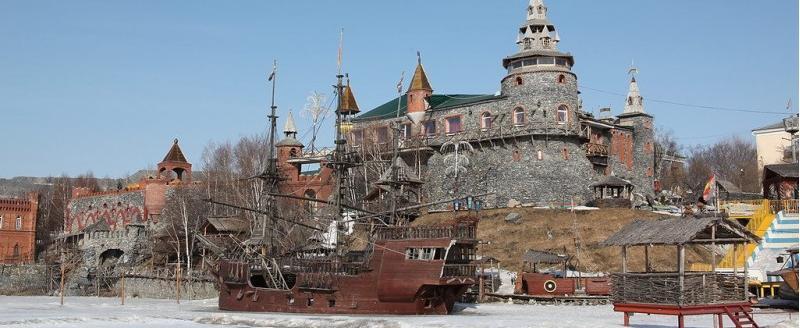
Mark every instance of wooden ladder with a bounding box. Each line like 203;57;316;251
723;305;760;328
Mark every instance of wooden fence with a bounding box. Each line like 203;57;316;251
610;272;745;305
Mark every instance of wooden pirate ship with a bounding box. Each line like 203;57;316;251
200;52;486;314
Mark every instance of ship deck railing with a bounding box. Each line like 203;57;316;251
276;258;365;276
375;225;476;241
442;264;478;277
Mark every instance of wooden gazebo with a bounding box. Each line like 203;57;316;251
601;216;760;328
591;176;634;208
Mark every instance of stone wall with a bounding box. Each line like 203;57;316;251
425;135;597;208
115;276;217;300
618;114;656;198
0;264;52;295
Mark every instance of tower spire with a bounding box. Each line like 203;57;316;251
623;65;645;114
517;0;558;51
283;110;297;138
527;0;548;21
408;52;432;92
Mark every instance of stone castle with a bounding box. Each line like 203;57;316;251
339;0;656;208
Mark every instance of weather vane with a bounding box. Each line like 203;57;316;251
627;59;639;78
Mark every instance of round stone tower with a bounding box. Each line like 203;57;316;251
500;0;581;135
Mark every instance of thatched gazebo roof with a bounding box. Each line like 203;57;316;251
600;216;759;247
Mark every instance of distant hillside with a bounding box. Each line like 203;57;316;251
414;208;714;273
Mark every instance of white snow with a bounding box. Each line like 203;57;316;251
0;296;795;328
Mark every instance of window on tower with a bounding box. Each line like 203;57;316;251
480;112;493;130
516;76;523;85
557;75;566;84
557;105;568;124
513;108;526;126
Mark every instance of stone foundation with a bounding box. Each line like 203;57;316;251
115;276;217;300
0;264;53;295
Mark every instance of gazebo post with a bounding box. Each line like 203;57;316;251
677;244;685;305
621;246;628;273
732;243;738;277
742;242;749;301
711;225;717;272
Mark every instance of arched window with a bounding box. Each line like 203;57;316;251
557;75;566;84
627;97;633;105
556;105;568;124
289;148;298;157
15;216;22;230
0;215;3;229
516;76;523;85
480;112;493;130
513;108;525;126
13;244;20;257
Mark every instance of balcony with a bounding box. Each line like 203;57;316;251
585;143;609;166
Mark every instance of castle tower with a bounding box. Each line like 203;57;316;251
276;111;304;181
157;139;192;183
617;66;655;196
501;0;579;133
406;53;433;123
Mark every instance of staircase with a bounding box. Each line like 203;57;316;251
723;304;760;328
717;200;775;269
690;200;798;273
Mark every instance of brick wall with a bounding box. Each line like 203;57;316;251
0;193;38;264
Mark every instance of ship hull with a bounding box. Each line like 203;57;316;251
218;280;471;314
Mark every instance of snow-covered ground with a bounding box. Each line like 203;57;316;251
0;296;796;328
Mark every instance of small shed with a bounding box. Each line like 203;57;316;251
521;249;570;274
601;215;760;328
762;163;799;200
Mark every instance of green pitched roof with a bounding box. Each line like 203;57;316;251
354;94;503;121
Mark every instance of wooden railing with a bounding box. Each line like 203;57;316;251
610;272;745;305
584;143;609;157
442;264;477;278
375;225;476;241
704;199;798;270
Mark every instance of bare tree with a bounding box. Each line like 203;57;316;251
685;136;760;194
161;187;209;285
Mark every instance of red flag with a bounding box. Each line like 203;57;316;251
702;174;716;202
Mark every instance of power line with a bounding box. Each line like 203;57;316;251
581;86;789;115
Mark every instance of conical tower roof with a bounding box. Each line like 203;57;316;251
162;138;188;163
340;76;360;114
408;61;433;92
284;111;297;135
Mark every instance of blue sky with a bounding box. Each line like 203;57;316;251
0;0;797;178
